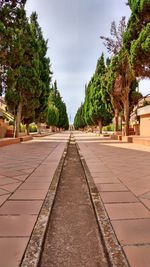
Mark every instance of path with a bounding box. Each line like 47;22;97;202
0;133;69;267
39;136;109;267
75;132;150;267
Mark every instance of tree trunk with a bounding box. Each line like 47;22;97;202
98;120;102;135
26;123;30;135
13;115;17;138
15;101;23;138
123;96;129;136
37;122;41;134
114;109;119;133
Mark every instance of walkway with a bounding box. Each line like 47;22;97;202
75;132;150;267
39;137;109;267
0;133;69;267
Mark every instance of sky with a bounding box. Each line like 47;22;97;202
26;0;150;123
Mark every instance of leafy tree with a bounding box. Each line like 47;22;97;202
74;103;86;130
89;54;113;133
47;104;59;129
48;81;69;130
124;0;150;77
107;49;135;135
5;7;41;137
30;12;52;125
74;54;113;133
84;81;94;126
0;0;27;96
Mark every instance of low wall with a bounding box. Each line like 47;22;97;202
137;105;150;136
0;126;7;138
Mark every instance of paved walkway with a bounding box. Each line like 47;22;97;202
0;133;69;267
75;132;150;267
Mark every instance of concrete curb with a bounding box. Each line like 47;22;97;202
20;143;68;267
76;142;130;267
0;137;20;147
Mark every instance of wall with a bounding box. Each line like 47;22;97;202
140;114;150;136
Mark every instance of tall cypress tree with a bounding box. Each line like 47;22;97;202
5;7;41;137
89;53;113;133
30;12;52;125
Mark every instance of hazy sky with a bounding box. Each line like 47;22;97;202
26;0;150;123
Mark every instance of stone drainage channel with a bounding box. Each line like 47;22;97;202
21;134;129;267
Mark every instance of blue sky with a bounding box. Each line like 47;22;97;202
26;0;150;123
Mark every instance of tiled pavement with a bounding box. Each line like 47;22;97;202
0;133;69;267
75;132;150;267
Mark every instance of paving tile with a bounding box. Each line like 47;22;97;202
20;182;50;190
14;174;28;181
100;192;138;203
10;189;48;200
105;203;150;220
0;177;18;186
0;237;29;267
97;183;128;192
0;195;10;206
112;219;150;245
27;176;53;183
0;215;37;236
0;182;21;192
140;191;150;200
0;170;23;178
123;245;150;267
0;200;43;215
93;177;120;184
140;198;150;210
0;189;10;196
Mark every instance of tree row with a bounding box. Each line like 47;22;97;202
74;0;150;135
0;0;69;136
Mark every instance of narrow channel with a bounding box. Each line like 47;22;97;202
39;136;109;267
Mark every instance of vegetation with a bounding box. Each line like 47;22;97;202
74;54;113;132
0;0;69;136
74;0;149;135
47;81;69;130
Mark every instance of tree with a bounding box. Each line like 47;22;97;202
89;54;113;133
74;103;86;130
84;81;94;127
74;54;113;133
100;17;140;135
48;81;69;130
0;0;27;96
30;12;52;125
47;104;59;130
100;17;126;56
124;0;150;77
5;7;42;137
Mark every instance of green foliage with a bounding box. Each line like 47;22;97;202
103;124;114;132
29;124;37;133
47;104;59;127
48;81;69;130
74;104;86;130
74;54;113;130
124;0;150;77
19;123;26;132
0;2;54;136
130;22;150;76
30;12;52;124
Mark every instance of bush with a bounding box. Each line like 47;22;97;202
29;125;37;133
9;120;14;126
103;124;114;131
20;124;26;132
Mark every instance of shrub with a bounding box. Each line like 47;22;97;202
29;125;37;133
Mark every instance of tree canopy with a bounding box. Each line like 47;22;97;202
0;1;68;136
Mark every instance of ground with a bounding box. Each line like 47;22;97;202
0;131;150;267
